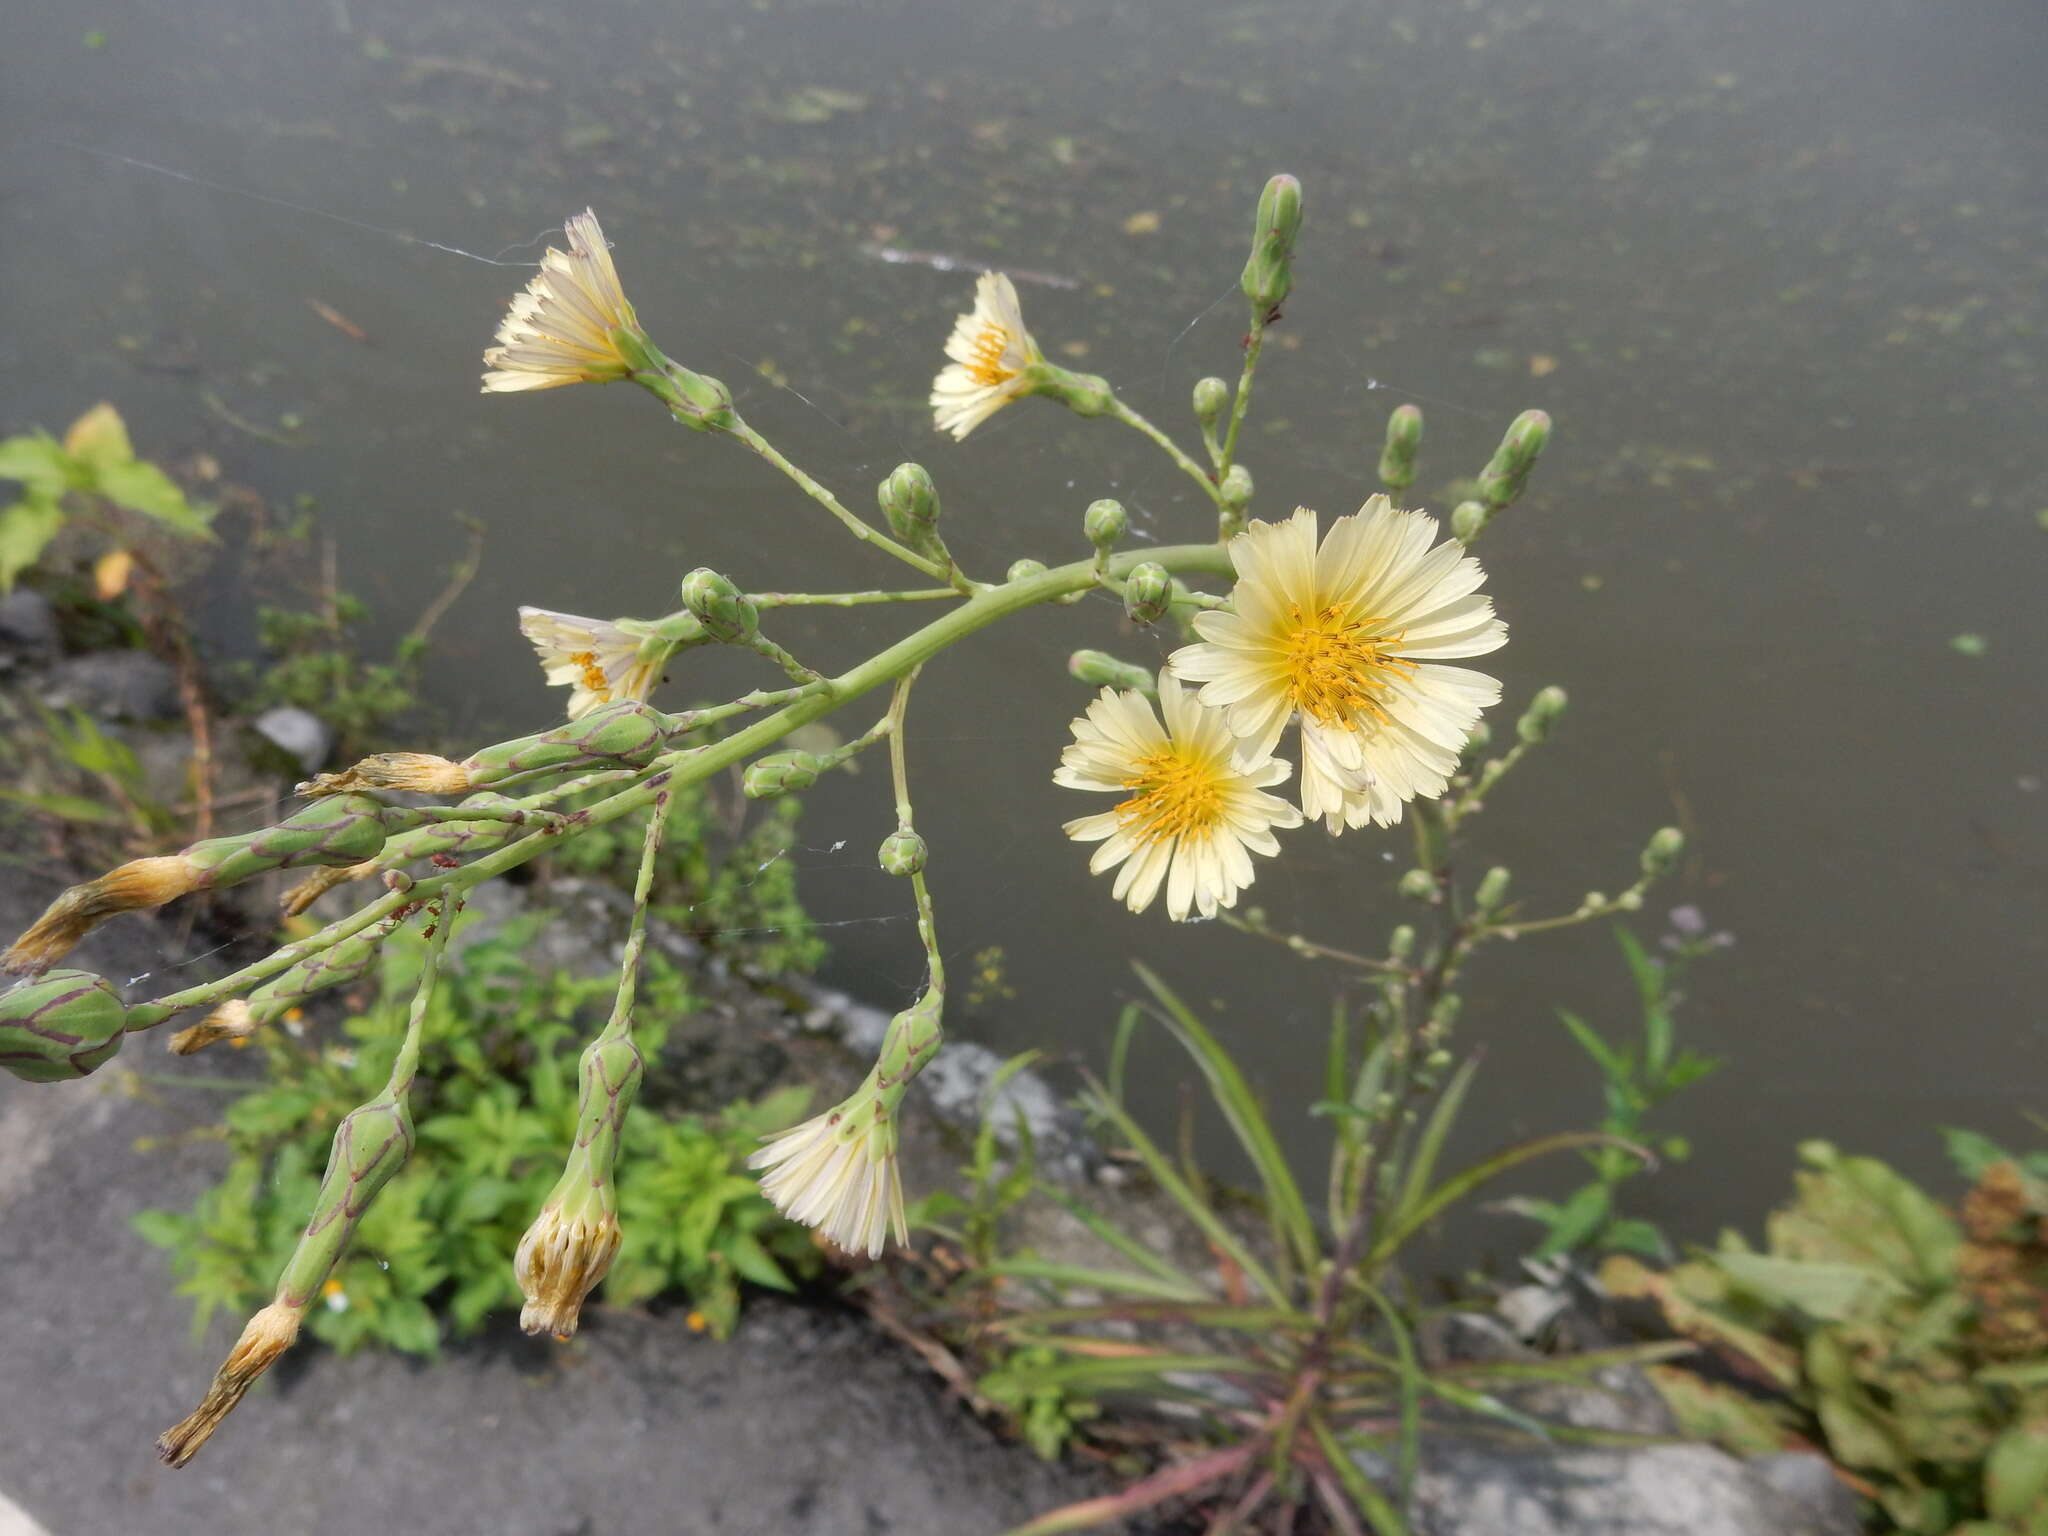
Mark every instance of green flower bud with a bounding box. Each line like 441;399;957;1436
1006;558;1048;583
1377;404;1423;494
278;1092;413;1303
878;827;927;877
1083;498;1128;552
1123;562;1172;625
649;610;708;647
1640;826;1686;878
1030;364;1115;419
1450;500;1489;543
1474;865;1512;914
1219;463;1254;515
653;361;735;432
1662;1135;1692;1162
1428;994;1462;1032
1240;173;1304;314
1387;924;1416;961
1614;889;1644;911
879;463;941;547
1068;650;1155;695
1193;376;1230;429
1424;1048;1454;1071
679;567;758;644
1579;891;1609;914
0;969;127;1082
1517;685;1569;744
1397;868;1437;903
743;750;822;799
1461;719;1492;758
1478;410;1551;512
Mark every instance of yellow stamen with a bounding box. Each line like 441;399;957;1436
1281;605;1412;727
965;325;1015;387
1116;749;1224;847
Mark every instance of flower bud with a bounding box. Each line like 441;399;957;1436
1377;404;1423;494
1517;685;1568;744
680;568;759;644
1068;650;1155;695
1424;1048;1453;1071
1240;173;1304;314
0;969;127;1081
514;1199;622;1341
1397;868;1437;903
654;361;736;432
1461;720;1492;758
743;750;823;799
1387;924;1416;961
878;827;927;877
1614;889;1644;911
1083;498;1128;552
879;463;941;547
1122;562;1171;625
1193;376;1229;429
1006;558;1048;583
1578;891;1609;915
1219;463;1253;516
1450;500;1489;543
168;999;259;1057
1033;364;1116;419
1478;410;1551;511
1640;826;1686;879
1428;994;1462;1032
1474;865;1512;915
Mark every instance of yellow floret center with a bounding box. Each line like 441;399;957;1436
1117;748;1225;847
1281;605;1411;727
570;651;612;699
966;324;1017;387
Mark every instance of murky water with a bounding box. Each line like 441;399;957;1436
3;0;2045;1249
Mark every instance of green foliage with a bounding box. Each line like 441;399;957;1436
0;705;178;843
0;402;212;590
1499;923;1725;1262
134;921;819;1355
909;969;1675;1534
548;760;825;978
240;594;424;759
1607;1136;2048;1535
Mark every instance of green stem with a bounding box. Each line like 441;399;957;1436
1217;323;1267;481
1108;399;1223;509
727;419;953;583
603;787;672;1037
752;588;961;608
384;898;455;1096
129;544;1237;1023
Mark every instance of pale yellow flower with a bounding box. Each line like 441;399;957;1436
518;607;663;719
481;210;638;392
1056;674;1303;921
930;272;1043;439
749;1107;906;1259
1170;499;1506;833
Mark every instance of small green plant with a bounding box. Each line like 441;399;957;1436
900;965;1679;1536
1499;918;1726;1263
0;401;213;592
135;918;818;1355
1607;1134;2048;1535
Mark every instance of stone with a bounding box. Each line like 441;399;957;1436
1388;1440;1864;1536
252;706;334;774
40;651;181;721
0;589;58;658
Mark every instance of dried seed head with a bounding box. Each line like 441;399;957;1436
156;1302;303;1468
514;1202;623;1340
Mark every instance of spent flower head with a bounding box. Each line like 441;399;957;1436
518;607;665;720
1056;673;1303;921
930;272;1044;440
481;210;640;392
1171;498;1506;832
749;1098;907;1259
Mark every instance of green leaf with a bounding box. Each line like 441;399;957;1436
1529;1182;1612;1260
1389;1056;1479;1234
0;787;128;826
1600;1218;1668;1258
0;433;73;496
1942;1127;2013;1182
130;1209;191;1248
986;1258;1210;1303
0;496;65;590
1029;1182;1203;1291
92;458;214;536
723;1230;793;1291
1713;1252;1904;1321
1555;1009;1623;1080
1369;1133;1647;1270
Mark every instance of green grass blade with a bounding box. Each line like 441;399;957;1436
1388;1056;1478;1235
1310;1413;1409;1536
1031;1182;1204;1290
985;1257;1208;1303
1132;961;1320;1281
1367;1133;1648;1268
1083;1075;1291;1307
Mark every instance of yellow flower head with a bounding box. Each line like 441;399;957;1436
1170;499;1506;832
481;210;639;392
930;272;1043;440
1055;674;1303;921
518;607;663;720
